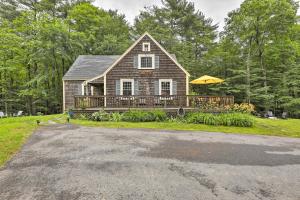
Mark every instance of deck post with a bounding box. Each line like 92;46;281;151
186;75;189;107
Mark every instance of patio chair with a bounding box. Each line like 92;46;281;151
16;111;23;117
282;112;288;119
266;111;273;118
0;111;4;118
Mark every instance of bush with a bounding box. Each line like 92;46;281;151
186;112;254;127
283;98;300;118
148;110;168;122
225;103;255;113
91;110;110;121
122;109;167;122
110;112;122;122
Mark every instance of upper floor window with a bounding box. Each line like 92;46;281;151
138;54;155;69
143;42;151;52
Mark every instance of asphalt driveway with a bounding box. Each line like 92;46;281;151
0;124;300;200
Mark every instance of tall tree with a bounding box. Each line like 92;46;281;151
214;0;299;111
133;0;218;77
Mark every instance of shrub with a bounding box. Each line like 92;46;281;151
225;103;255;113
91;110;110;121
122;110;167;122
283;98;300;118
148;110;168;122
186;112;254;127
36;112;44;116
110;112;122;122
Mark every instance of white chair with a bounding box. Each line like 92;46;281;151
17;111;23;117
0;111;4;118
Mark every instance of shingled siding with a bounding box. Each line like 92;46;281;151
106;35;187;96
64;80;84;110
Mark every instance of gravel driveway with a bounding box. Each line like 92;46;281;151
0;124;300;200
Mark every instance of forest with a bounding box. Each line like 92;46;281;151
0;0;299;117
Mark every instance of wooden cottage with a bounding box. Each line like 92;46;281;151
62;32;233;112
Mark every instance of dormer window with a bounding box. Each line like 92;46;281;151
143;42;150;52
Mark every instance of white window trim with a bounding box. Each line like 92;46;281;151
120;79;134;96
138;54;155;69
142;42;151;51
159;79;173;96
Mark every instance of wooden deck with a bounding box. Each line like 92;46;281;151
74;95;234;111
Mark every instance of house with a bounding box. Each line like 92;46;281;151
62;32;233;112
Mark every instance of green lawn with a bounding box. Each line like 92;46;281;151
71;118;300;138
0;115;65;166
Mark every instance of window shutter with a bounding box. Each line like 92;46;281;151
134;80;139;95
116;80;120;95
172;81;177;95
154;80;159;95
77;83;82;95
133;55;138;68
155;56;159;69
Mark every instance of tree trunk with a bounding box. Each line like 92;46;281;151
259;49;268;94
246;37;253;104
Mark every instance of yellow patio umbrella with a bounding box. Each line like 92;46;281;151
190;75;224;85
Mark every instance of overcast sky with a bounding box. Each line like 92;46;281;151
94;0;300;32
91;0;240;32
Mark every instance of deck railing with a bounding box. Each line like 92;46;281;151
74;95;234;109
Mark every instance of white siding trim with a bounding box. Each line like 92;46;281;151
120;79;134;95
104;75;107;107
62;81;65;111
159;79;173;95
138;54;155;69
186;75;189;107
186;75;189;95
81;83;85;95
91;86;94;96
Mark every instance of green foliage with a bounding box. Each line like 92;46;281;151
225;103;255;113
0;1;130;115
110;112;122;122
0;0;300;118
283;98;300;118
122;110;167;122
186;112;254;127
209;0;300;113
91;110;110;122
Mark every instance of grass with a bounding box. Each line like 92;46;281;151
1;114;299;167
0;114;65;166
71;117;300;138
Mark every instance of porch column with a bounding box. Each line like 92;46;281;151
186;75;189;107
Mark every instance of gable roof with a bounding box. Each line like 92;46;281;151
62;55;120;80
86;32;190;83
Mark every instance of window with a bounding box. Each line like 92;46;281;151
159;79;172;96
143;42;150;51
121;79;134;96
141;57;152;68
138;54;155;69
